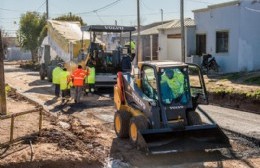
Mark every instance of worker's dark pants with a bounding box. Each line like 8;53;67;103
61;89;71;103
55;84;60;97
74;86;83;103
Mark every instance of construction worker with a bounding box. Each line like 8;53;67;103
52;63;63;97
121;55;132;72
59;67;71;103
72;65;88;103
125;40;136;60
160;69;187;104
85;61;96;95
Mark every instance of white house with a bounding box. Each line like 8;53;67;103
158;18;196;62
193;0;260;73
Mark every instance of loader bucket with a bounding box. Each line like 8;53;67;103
137;124;231;154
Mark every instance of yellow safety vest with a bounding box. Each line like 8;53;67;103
59;71;70;90
85;67;95;84
161;70;184;98
125;41;136;53
52;67;63;84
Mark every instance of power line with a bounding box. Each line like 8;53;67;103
0;17;21;20
140;0;154;11
0;7;27;13
74;0;123;15
73;10;181;18
186;0;212;4
95;12;106;24
35;0;46;12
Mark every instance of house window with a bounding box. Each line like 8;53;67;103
196;34;206;55
216;31;229;53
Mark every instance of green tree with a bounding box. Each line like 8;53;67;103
54;13;84;25
18;12;46;63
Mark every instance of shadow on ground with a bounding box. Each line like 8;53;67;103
109;137;255;168
25;86;53;96
28;80;51;86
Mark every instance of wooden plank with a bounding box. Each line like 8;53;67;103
0;108;42;120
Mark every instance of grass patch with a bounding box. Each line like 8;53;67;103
210;87;260;100
246;89;260;99
244;76;260;85
220;72;243;81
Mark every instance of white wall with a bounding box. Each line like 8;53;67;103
158;27;196;61
186;27;196;57
6;47;31;61
238;1;260;71
194;4;240;73
194;0;260;73
167;38;182;61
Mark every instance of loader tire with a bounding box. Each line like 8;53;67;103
129;115;148;144
114;111;131;138
187;111;202;125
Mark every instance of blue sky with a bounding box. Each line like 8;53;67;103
0;0;230;36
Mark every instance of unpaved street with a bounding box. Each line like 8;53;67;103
1;63;260;168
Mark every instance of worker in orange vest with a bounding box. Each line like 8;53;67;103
72;65;88;103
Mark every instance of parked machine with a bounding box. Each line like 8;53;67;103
201;54;219;73
114;61;230;154
39;20;90;82
81;25;136;87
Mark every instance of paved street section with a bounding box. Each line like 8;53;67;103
199;105;260;141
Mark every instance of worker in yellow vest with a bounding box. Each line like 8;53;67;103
160;68;188;104
52;63;63;97
125;41;136;60
59;67;71;103
85;61;96;95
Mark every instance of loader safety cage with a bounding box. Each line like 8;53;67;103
81;25;136;88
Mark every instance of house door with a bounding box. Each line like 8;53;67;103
167;34;181;61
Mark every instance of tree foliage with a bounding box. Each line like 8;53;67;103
1;30;10;54
18;12;46;62
54;13;84;25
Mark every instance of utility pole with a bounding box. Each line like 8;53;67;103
46;0;49;19
136;0;142;64
161;9;164;28
180;0;185;62
0;30;7;115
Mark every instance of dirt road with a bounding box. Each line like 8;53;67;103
2;63;260;168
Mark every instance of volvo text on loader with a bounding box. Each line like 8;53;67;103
113;61;231;154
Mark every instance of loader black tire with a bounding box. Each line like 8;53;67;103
187;111;202;125
129;115;148;144
114;111;131;138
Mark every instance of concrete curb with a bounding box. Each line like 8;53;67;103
7;84;56;117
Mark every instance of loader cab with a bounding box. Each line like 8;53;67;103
139;62;192;107
139;62;208;126
139;62;208;108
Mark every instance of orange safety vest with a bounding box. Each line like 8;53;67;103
72;69;88;86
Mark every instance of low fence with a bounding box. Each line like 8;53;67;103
0;107;43;146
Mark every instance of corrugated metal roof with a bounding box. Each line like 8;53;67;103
133;18;195;36
162;18;195;30
132;20;177;36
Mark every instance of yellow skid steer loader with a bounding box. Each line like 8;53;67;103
114;61;231;154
